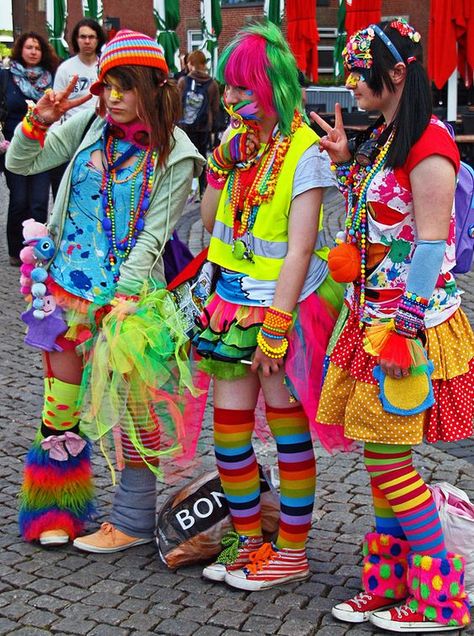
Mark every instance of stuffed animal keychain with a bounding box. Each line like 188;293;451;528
20;219;55;318
19;219;68;351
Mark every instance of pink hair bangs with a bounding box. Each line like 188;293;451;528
224;34;275;115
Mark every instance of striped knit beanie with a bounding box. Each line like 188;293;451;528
90;29;168;95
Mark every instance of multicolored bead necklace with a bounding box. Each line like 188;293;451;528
101;131;157;277
227;111;303;261
345;125;394;319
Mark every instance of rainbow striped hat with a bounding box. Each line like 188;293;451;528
90;29;168;95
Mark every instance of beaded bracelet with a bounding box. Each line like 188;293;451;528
394;290;429;339
206;165;228;190
21;105;52;147
256;330;289;359
263;306;293;330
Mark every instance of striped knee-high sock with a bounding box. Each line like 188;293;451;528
214;407;262;537
266;405;316;550
370;482;405;538
364;443;447;558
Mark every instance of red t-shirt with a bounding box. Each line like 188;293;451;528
396;117;460;188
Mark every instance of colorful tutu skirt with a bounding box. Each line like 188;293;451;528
24;279;199;478
317;307;474;445
194;274;353;452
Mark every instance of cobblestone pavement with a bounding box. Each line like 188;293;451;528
0;177;473;635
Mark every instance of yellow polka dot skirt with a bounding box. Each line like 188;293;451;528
317;308;474;445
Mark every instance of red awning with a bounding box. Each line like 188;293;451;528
286;0;319;82
428;0;473;89
345;0;381;40
457;0;474;86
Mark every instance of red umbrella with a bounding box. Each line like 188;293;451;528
286;0;319;82
345;0;381;40
428;0;473;90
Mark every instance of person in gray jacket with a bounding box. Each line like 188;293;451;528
6;30;204;552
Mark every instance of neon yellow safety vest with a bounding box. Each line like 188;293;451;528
208;123;328;281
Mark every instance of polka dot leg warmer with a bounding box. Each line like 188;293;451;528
407;552;471;627
362;532;411;600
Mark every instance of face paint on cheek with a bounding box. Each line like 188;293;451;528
224;97;261;126
345;71;366;89
110;87;124;100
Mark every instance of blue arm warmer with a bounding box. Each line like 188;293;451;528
405;239;447;300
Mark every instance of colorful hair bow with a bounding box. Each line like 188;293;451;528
390;18;421;43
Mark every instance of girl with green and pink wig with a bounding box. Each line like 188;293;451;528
194;21;346;591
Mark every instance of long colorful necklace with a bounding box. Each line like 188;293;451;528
227;111;303;261
345;125;394;320
101;132;157;277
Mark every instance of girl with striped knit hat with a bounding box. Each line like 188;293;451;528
7;30;204;551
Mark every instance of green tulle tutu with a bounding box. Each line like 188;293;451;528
78;283;197;479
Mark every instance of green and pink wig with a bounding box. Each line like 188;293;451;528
216;21;303;136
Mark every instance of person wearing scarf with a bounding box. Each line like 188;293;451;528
1;32;58;266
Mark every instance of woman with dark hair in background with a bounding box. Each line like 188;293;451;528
2;32;58;266
313;18;473;632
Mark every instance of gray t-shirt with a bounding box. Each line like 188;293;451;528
53;55;98;123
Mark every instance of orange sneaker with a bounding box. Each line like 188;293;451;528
73;522;153;553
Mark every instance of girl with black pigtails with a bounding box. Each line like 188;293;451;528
312;19;473;633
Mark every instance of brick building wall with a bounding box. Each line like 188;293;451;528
11;0;430;68
12;0;47;40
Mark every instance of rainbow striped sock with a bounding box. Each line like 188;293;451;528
370;482;405;538
266;405;316;550
214;407;262;537
364;443;447;558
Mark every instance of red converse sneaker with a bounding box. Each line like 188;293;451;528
224;542;310;591
370;603;467;632
332;591;400;623
202;534;263;582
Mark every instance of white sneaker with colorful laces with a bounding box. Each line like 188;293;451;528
202;533;263;582
332;591;401;623
224;542;310;591
370;603;466;632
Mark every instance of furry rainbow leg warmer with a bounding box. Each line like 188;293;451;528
407;552;471;627
362;532;411;600
19;427;95;542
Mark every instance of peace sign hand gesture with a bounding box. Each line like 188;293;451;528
34;75;93;124
309;103;352;165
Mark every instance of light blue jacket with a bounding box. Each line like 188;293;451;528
6;110;205;295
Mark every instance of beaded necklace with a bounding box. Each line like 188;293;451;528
101;131;157;276
227;111;303;261
345;125;394;320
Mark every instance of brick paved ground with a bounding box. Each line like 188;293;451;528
0;177;473;635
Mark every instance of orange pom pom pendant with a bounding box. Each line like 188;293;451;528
328;242;361;283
